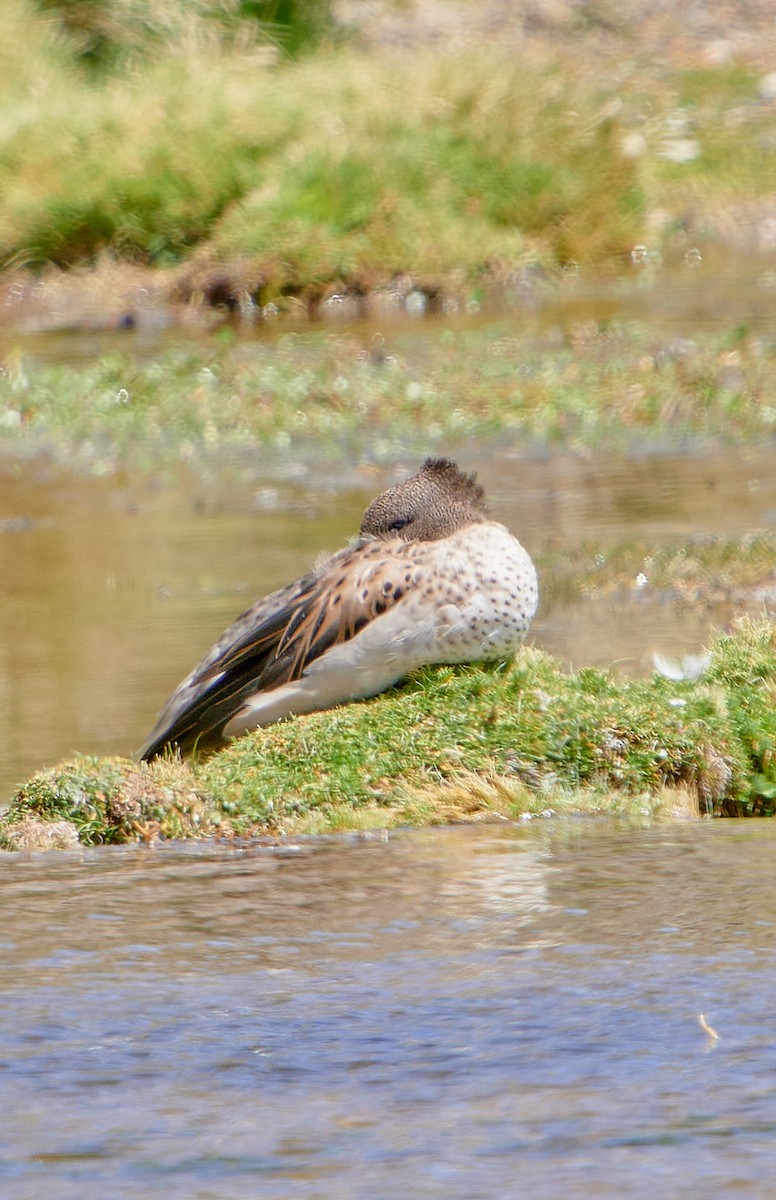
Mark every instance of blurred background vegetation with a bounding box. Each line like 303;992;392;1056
1;0;774;297
32;0;335;69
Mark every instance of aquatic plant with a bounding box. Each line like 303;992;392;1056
1;324;775;473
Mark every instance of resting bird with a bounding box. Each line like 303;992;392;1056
139;457;538;759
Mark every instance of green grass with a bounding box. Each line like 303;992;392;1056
3;618;775;850
2;0;775;290
2;322;775;473
0;39;644;275
32;1;334;74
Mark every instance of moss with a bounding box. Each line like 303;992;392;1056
2;619;775;851
2;755;218;846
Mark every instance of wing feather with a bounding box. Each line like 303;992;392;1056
139;539;420;759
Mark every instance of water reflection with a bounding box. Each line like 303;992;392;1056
2;821;776;1197
2;444;776;797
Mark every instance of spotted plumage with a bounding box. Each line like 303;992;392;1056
139;457;538;759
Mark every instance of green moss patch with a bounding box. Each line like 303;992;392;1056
3;618;776;851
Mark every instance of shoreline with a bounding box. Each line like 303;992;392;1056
2;619;775;852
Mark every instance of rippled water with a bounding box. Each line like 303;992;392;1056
2;442;776;798
2;819;776;1198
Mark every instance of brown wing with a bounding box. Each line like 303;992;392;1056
138;539;418;759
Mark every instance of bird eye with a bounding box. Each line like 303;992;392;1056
388;516;412;531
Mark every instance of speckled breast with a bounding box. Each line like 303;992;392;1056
405;521;538;664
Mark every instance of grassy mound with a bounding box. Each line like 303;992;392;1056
1;26;640;278
2;0;775;296
3;618;775;851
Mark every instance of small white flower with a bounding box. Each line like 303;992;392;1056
758;71;776;101
0;408;21;429
622;133;646;159
659;138;700;163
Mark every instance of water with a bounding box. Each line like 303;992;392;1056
2;443;776;799
2;819;776;1198
4;250;776;351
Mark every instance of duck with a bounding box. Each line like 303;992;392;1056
139;457;538;760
